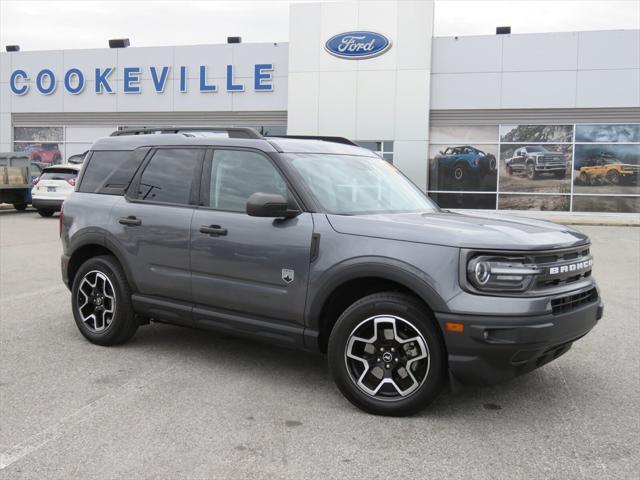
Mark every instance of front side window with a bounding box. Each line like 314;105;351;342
208;149;287;212
285;153;437;215
138;148;202;205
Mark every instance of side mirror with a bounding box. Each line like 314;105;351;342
246;192;299;218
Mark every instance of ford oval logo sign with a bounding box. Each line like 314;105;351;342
325;31;392;59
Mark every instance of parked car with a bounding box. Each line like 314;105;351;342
32;164;81;217
60;127;602;416
434;146;496;185
0;152;43;210
576;151;639;186
506;146;567;179
24;143;62;165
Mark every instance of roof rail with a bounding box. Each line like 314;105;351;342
110;127;263;139
268;135;359;146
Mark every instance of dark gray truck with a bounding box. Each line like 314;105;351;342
60;127;603;416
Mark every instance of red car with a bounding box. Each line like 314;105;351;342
24;143;62;165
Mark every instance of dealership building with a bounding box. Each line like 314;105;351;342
1;1;639;214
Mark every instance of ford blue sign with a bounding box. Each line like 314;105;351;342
325;31;391;59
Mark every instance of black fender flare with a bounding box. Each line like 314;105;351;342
304;256;449;334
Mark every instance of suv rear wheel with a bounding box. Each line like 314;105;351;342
71;255;138;346
328;292;445;416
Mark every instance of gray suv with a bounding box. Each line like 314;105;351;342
60;127;603;416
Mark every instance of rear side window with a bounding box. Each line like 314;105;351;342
78;150;145;195
40;168;77;181
137;148;202;205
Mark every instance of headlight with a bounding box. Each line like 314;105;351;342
467;255;541;292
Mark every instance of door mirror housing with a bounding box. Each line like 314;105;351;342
246;192;300;218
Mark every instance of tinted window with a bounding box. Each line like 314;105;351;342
79;151;129;193
138;148;202;205
208;150;287;211
40;168;77;181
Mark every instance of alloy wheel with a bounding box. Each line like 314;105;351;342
344;315;430;400
76;270;116;333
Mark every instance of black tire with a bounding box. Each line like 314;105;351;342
452;163;467;185
579;172;589;185
526;163;538;180
37;209;54;217
605;169;620;185
13;203;27;211
71;255;138;346
328;292;446;416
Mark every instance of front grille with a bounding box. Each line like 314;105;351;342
533;246;592;290
551;288;598;315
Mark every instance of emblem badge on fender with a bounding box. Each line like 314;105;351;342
282;269;294;284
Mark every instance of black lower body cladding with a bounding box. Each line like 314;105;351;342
435;297;603;385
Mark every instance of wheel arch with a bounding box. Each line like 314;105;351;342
305;260;448;353
67;234;138;292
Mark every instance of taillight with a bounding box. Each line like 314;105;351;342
67;177;76;186
59;204;64;237
33;176;40;185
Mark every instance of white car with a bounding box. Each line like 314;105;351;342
31;164;81;217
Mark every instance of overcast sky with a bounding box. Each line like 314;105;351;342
1;0;639;51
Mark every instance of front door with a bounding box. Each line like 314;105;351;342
190;148;314;331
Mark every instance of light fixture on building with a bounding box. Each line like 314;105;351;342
496;26;511;35
109;38;130;48
5;45;20;52
227;36;242;44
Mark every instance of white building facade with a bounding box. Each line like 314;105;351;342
1;1;638;214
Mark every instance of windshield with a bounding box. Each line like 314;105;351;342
285;154;438;214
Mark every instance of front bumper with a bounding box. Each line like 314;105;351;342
32;197;64;211
435;299;603;385
535;164;566;171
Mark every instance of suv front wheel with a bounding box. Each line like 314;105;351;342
71;255;138;346
328;292;446;416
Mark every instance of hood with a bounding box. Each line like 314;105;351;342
535;151;563;156
326;211;589;250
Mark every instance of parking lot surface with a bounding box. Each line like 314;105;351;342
1;209;638;479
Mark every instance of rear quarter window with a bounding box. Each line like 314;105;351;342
78;150;146;195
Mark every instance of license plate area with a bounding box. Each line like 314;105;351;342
47;186;56;192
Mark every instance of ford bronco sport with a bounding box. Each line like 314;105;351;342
60;127;603;416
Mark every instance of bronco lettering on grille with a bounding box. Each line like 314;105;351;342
549;259;593;275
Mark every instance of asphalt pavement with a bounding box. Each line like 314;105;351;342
0;209;638;479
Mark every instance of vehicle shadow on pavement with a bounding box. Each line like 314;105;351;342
120;321;577;418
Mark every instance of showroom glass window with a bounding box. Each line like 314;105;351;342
357;141;394;163
13;126;116;165
426;123;639;213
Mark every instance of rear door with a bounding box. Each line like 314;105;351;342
111;147;205;305
190;148;314;330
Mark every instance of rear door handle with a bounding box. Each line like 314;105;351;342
118;216;142;226
200;225;228;236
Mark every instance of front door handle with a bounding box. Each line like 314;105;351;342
200;225;228;236
119;216;142;226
